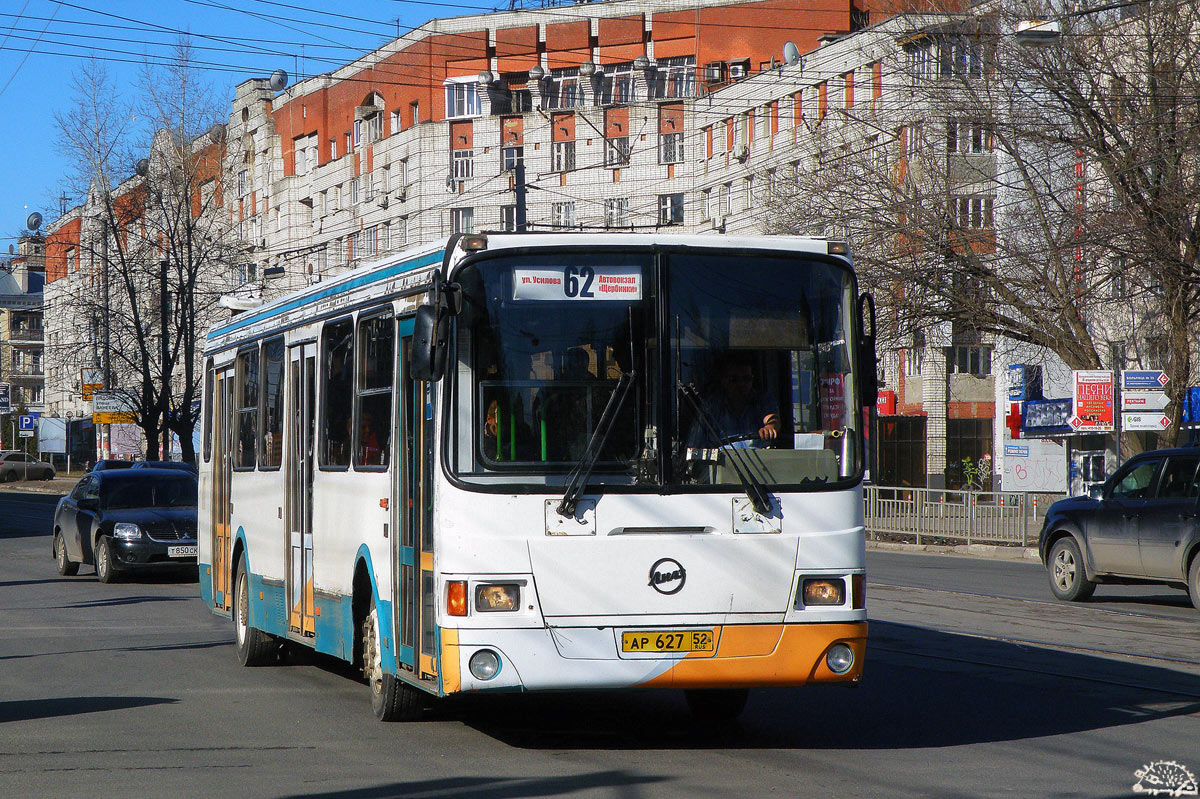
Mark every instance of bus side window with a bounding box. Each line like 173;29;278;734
235;347;259;469
356;313;393;468
261;337;285;468
321;318;354;467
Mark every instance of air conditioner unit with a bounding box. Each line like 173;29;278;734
377;195;389;209
711;215;726;232
703;62;725;83
728;60;749;80
396;187;407;203
734;145;750;162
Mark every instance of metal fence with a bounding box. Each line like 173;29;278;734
864;486;1065;547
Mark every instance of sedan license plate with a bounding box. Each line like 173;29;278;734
621;629;715;654
168;545;198;558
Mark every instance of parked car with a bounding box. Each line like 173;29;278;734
52;468;199;583
0;451;56;481
1038;447;1200;611
89;459;134;472
130;460;197;473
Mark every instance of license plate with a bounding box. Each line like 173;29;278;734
621;629;716;654
168;545;198;558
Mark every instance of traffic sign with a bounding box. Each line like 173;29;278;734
17;415;35;431
0;383;9;414
1122;391;1170;411
1122;370;1169;390
1123;412;1172;431
18;430;33;438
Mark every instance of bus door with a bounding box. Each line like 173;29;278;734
287;342;317;638
211;365;235;612
396;328;437;682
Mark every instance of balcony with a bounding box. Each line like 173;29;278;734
8;326;43;343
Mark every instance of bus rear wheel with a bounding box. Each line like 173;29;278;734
361;598;423;722
685;688;749;722
234;554;276;666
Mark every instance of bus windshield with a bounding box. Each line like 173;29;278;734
450;249;860;489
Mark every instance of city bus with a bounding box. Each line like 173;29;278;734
199;233;875;721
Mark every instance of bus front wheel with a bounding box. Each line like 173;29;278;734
361;598;423;722
234;554;276;666
685;688;749;722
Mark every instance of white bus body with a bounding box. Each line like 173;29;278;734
200;233;871;720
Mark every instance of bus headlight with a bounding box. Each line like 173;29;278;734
113;523;142;540
799;578;845;607
475;583;520;612
469;649;501;680
826;643;855;674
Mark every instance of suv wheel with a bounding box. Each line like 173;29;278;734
1048;537;1095;602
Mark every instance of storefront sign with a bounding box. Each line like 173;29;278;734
1070;370;1114;432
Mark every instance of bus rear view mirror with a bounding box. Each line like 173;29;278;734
858;292;877;407
412;303;449;381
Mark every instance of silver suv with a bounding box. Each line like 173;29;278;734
0;451;56;482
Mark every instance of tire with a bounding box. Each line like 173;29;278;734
234;554;276;667
95;537;120;584
1188;556;1200;613
3;470;16;483
1048;537;1095;602
685;688;750;722
54;531;79;577
362;598;423;721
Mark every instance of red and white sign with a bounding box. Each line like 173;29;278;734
1072;370;1114;432
1122;391;1170;411
512;265;642;301
821;373;846;429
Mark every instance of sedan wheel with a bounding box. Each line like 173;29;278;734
54;532;79;577
95;537;120;584
1048;537;1095;602
1188;557;1200;613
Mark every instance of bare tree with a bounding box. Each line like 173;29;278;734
768;0;1200;448
50;44;233;462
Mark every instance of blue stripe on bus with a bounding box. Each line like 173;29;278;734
199;561;214;607
207;249;443;341
250;574;289;638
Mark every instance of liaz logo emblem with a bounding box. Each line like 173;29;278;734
648;558;686;595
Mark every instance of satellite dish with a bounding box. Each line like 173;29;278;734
135;159;150;177
26;212;42;231
783;41;801;66
269;69;289;92
8;245;13;254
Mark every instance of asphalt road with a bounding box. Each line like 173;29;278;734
2;490;1198;799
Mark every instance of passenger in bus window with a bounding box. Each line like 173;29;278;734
690;356;779;447
358;409;384;466
482;398;533;463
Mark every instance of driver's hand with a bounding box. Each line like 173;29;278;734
759;414;779;441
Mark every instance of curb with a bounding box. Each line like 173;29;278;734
868;540;1041;562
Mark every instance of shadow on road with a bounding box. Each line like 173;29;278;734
62;594;195;609
0;696;178;723
443;621;1200;751
277;771;668;799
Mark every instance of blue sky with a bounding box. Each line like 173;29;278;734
0;0;493;249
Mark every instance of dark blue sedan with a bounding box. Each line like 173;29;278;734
52;469;198;583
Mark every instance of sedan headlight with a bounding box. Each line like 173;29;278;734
797;577;846;607
113;523;142;540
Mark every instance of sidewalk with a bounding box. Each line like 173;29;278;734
0;475;80;495
868;539;1041;562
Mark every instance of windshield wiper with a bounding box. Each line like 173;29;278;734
557;371;636;517
678;381;772;516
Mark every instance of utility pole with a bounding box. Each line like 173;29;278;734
515;159;528;232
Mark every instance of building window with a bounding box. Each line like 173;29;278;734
551;140;575;172
942;37;984;78
496;87;532;114
238;169;248;196
362;172;374;203
410;101;420;126
354;227;378;260
501;205;518;232
445;81;482;119
605;136;629;166
547;68;584;109
600;62;634;105
450;207;474;234
361;113;381;144
652;56;696;99
350;178;359;205
947;119;992;153
905;123;924;159
907;41;937;85
951;195;994;228
501;145;523;171
946;345;992;376
604;197;630;228
452;149;474;180
329;138;337;160
390;109;402;134
905;347;923;375
294;139;308;176
658;193;684;226
551;201;576;229
660;131;683;164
